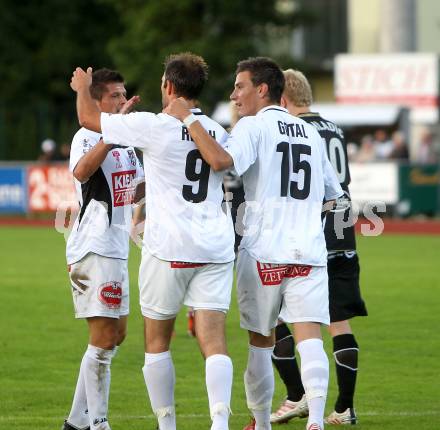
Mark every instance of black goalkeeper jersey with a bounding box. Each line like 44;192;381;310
299;112;356;251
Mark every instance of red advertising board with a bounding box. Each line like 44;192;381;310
28;165;77;212
335;53;439;123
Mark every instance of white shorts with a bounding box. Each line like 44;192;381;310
139;248;234;320
236;249;329;336
68;253;129;319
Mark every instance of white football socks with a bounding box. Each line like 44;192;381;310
83;344;113;430
68;345;117;429
67;352;89;429
296;338;329;429
143;351;176;430
205;354;233;430
244;345;274;430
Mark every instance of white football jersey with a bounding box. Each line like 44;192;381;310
225;105;343;266
101;108;235;263
66;127;144;265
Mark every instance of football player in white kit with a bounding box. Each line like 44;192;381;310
64;69;144;430
269;69;368;427
70;53;235;430
165;57;343;430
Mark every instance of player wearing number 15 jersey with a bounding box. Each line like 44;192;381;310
164;57;343;430
269;69;368;427
70;53;234;430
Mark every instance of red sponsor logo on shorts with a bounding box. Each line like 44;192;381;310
284;265;312;278
257;262;288;286
112;170;136;207
98;282;122;309
257;262;312;286
170;262;207;269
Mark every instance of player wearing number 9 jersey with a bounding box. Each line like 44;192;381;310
164;57;343;430
70;53;235;430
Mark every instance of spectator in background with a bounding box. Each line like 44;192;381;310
59;143;71;161
355;135;376;163
417;128;439;164
373;129;393;160
388;131;409;161
346;142;359;162
38;138;57;161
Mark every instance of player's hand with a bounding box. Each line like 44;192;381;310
333;195;351;212
163;97;191;121
70;67;93;92
120;95;141;114
322;195;351;214
322;199;336;214
130;220;144;248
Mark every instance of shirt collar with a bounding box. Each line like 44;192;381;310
190;107;203;115
257;105;288;115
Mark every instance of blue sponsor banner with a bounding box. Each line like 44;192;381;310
0;167;27;213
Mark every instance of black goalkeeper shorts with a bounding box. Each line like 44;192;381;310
328;252;368;323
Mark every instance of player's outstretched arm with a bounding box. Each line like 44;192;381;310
70;67;102;133
165;98;233;171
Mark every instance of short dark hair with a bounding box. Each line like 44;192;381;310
164;52;208;100
236;57;285;103
90;68;124;101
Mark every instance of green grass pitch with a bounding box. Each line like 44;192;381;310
1;226;439;429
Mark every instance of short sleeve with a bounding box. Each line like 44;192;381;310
224;117;260;176
69;131;100;173
101;111;159;150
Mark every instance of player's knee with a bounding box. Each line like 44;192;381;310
116;322;128;345
101;334;118;350
116;329;127;346
100;325;120;349
147;337;171;353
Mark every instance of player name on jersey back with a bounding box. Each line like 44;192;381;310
308;119;344;139
182;126;216;141
277;121;309;138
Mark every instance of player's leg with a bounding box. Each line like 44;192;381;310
187;306;196;337
325;320;358;425
293;322;328;430
281;265;330;430
244;330;276;430
186;261;234;430
325;252;367;425
142;316;177;430
195;310;233;430
270;322;307;424
236;250;283;430
138;248;189;430
84;316;119;430
66;254;124;430
110;263;130;361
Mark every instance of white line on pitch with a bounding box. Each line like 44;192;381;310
1;411;440;421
